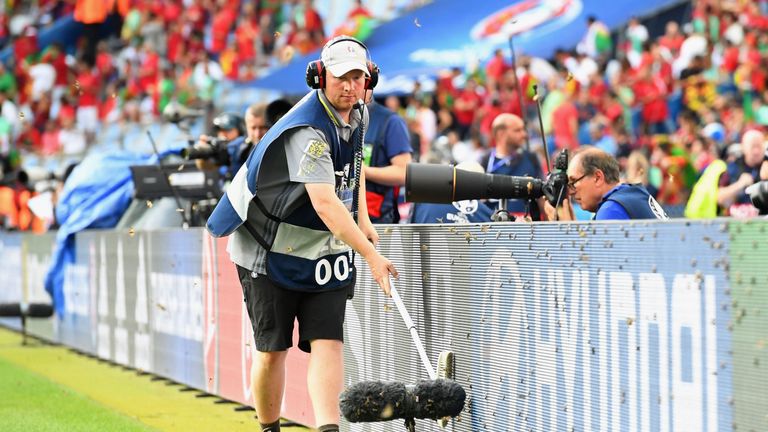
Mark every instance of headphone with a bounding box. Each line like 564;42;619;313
305;36;379;90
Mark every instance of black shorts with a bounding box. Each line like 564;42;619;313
237;265;348;353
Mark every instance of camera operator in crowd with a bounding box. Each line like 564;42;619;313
188;111;246;178
188;100;294;181
545;147;669;220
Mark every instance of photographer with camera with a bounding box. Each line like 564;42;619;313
187;100;295;181
186;111;246;178
545;147;669;220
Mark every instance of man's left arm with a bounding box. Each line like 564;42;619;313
357;168;379;244
364;153;412;186
364;115;413;186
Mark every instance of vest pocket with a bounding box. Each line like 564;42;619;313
265;250;355;292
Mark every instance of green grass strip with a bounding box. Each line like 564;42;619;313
0;355;153;432
0;328;309;431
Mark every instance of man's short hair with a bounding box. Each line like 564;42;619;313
491;113;521;136
576;147;621;183
245;103;267;120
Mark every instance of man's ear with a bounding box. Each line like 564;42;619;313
593;169;604;184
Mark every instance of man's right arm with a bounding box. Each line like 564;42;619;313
717;172;753;207
285;127;397;295
305;183;397;295
364;115;413;186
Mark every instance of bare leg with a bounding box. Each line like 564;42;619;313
307;339;344;426
252;350;288;424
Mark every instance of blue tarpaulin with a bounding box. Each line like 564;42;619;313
44;150;176;315
245;0;683;95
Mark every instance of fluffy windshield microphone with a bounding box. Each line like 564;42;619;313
340;379;465;423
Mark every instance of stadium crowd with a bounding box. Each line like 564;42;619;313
0;0;767;231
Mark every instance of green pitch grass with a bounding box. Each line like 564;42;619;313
0;355;152;432
0;327;308;432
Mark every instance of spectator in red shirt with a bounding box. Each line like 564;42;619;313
478;97;504;143
235;6;260;64
552;89;579;152
293;0;325;50
32;93;51;132
633;66;670;135
658;21;684;56
453;79;483;139
185;0;207;33
162;0;183;24
497;69;523;117
588;73;608;107
40;119;61;156
649;42;674;90
100;82;120;122
347;0;372;19
599;91;624;124
485;48;510;91
186;31;206;60
210;1;237;54
95;41;116;83
137;43;160;94
14;26;38;67
73;60;101;140
16;121;42;153
166;21;184;64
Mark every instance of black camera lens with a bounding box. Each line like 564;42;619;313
748;181;768;214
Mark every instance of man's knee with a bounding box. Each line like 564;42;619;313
309;339;343;355
254;350;288;369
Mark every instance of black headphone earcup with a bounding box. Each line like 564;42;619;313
366;62;379;90
305;61;325;89
305;62;316;89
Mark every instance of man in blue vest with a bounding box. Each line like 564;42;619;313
206;35;397;432
364;95;413;223
545;146;668;220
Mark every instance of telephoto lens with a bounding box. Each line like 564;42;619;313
405;163;543;203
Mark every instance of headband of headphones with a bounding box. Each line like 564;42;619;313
305;36;379;90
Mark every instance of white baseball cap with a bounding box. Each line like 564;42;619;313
321;38;370;78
